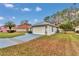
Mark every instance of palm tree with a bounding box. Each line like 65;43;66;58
5;21;15;32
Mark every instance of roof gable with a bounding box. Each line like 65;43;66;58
16;24;31;29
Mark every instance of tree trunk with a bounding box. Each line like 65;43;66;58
9;27;12;32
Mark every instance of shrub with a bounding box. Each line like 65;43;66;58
7;30;16;33
75;30;79;33
59;21;73;31
28;31;32;33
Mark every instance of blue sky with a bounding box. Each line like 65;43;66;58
0;3;78;26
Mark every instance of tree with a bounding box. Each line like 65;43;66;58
5;21;15;32
59;21;73;31
44;16;50;22
72;20;79;27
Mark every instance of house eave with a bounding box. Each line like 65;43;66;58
32;24;54;27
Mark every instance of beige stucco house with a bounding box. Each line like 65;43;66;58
32;22;57;35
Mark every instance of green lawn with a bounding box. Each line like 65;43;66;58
1;32;79;56
0;32;25;38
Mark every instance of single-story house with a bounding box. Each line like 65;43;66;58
0;23;31;32
0;26;7;32
0;26;16;32
16;23;31;32
32;21;57;35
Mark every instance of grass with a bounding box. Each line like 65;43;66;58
0;31;79;56
0;32;25;38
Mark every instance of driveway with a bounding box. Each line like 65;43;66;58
0;34;42;48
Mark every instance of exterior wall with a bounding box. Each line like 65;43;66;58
52;27;57;34
47;26;57;35
16;29;27;32
1;28;7;32
46;25;52;35
32;25;57;35
0;27;7;32
32;26;45;35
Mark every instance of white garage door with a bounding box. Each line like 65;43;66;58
32;26;45;35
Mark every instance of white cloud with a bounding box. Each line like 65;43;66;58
21;8;31;12
36;6;42;12
0;16;4;20
4;3;14;8
12;16;16;19
34;19;38;22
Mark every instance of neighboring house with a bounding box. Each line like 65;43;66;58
75;26;79;32
0;26;7;32
32;22;57;35
0;24;31;32
16;24;31;32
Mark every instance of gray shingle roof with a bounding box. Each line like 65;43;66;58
32;21;55;27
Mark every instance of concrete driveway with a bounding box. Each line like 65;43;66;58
0;34;42;48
